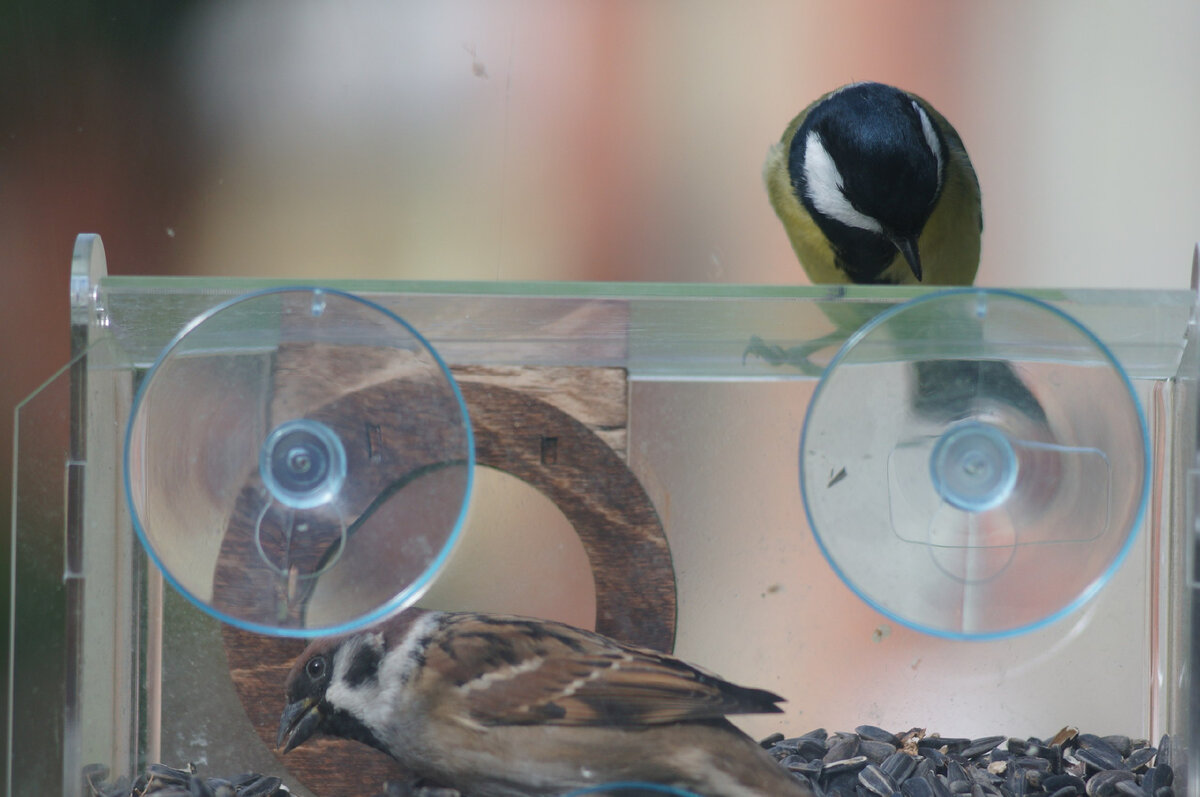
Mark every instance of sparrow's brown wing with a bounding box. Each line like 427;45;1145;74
425;613;784;727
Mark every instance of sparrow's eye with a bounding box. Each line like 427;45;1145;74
305;655;328;682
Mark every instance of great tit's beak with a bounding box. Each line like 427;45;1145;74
277;697;323;753
891;235;923;282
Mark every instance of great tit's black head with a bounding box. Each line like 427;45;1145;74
789;82;947;282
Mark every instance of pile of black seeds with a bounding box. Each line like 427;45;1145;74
84;762;291;797
82;728;1175;797
759;726;1174;797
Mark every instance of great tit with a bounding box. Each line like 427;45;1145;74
764;81;981;286
755;83;1045;426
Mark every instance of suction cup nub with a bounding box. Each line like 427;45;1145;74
260;419;347;510
930;422;1017;513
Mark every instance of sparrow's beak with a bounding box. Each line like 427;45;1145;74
890;234;923;282
277;697;323;753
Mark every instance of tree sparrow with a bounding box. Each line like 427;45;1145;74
277;609;812;797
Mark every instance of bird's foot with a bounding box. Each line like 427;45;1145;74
743;336;829;376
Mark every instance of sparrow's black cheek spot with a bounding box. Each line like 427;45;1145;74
324;707;390;755
344;644;382;688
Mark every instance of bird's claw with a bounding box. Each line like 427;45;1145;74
743;336;828;376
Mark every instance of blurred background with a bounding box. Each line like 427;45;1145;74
2;0;1199;784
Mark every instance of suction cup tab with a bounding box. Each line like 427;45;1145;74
125;287;474;637
800;289;1148;639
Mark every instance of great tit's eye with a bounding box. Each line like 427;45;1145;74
305;655;328;682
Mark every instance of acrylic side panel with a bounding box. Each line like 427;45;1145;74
628;377;1161;742
10;356;72;797
9;336;147;797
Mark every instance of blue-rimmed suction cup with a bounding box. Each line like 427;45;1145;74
124;287;474;637
800;288;1149;640
564;784;702;796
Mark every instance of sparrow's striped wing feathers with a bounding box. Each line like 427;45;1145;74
423;613;784;727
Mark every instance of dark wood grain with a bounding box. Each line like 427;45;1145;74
220;369;674;797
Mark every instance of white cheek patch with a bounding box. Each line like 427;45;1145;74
325;614;443;731
327;638;385;724
802;131;884;234
912;100;944;186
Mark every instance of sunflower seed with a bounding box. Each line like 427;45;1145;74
862;740;900;764
228;773;262;788
825;733;862;762
1011;756;1053;772
1144;765;1173;794
823;755;870;776
146;764;193;787
1115;782;1143;797
1051;728;1080;747
922;747;948;769
1155;737;1172;771
792;761;825;779
922;737;971;755
796;738;832;759
188;778;215;797
1077;748;1124;773
962;737;1005;759
1102;738;1133;758
1048;786;1081;797
1124;747;1156;772
946;760;971;786
239;776;284;797
902;777;936;797
1079;736;1125;762
857;726;899;744
880;751;917;784
825;770;861;797
1085;770;1135;797
924;774;955;797
859;763;898;797
1006;763;1029;797
1043;774;1087;793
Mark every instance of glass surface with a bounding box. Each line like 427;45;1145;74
10;355;72;797
95;279;1194;380
13;275;1197;796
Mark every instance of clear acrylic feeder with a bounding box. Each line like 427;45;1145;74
7;234;1199;796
